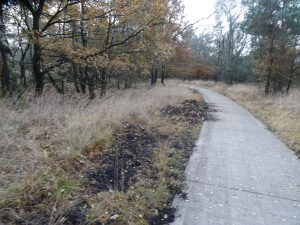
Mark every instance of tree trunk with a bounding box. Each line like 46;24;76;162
87;67;95;99
154;68;158;84
1;49;11;96
286;73;292;95
117;74;120;89
0;2;16;96
71;21;80;93
286;62;295;95
79;67;86;93
33;42;43;96
80;0;91;97
150;65;155;85
31;0;45;97
72;63;80;93
28;41;33;82
20;61;27;87
286;43;297;94
100;67;107;97
227;19;234;85
20;44;30;88
151;66;157;85
47;73;64;94
161;63;165;85
265;35;274;95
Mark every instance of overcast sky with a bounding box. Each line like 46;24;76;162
181;0;216;33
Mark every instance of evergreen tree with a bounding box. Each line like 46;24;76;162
242;0;300;94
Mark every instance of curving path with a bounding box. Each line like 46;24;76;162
172;87;300;225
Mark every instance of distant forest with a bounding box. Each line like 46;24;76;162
1;0;299;99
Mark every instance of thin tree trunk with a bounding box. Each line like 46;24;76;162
47;73;64;94
1;49;11;95
100;14;112;96
72;63;80;93
265;35;274;95
20;62;26;87
117;74;120;89
215;39;222;83
80;0;94;98
87;67;95;99
150;65;155;85
71;21;80;93
28;41;33;82
79;67;86;94
20;44;30;88
154;67;158;84
0;2;16;96
161;63;165;85
286;63;296;95
286;42;297;94
100;67;107;97
30;0;45;97
32;41;43;96
286;72;293;94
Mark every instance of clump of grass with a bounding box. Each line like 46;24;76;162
191;80;300;156
0;167;81;225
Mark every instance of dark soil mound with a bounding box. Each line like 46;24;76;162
86;123;156;193
149;207;176;225
161;99;215;123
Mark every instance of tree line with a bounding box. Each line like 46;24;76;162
1;0;299;99
0;0;186;99
168;0;300;95
192;0;300;95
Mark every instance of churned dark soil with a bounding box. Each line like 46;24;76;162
86;123;156;193
161;99;216;123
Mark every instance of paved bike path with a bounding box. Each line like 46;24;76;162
172;87;300;225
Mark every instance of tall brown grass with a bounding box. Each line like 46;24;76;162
0;81;194;194
191;80;300;156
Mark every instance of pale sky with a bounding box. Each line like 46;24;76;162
182;0;216;33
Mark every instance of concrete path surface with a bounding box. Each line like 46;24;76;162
172;87;300;225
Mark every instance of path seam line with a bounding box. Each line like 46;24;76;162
186;179;300;203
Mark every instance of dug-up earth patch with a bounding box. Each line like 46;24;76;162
0;96;212;225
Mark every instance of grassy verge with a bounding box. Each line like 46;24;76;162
191;80;300;157
0;81;208;224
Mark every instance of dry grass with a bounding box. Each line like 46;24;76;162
191;80;300;156
0;80;204;224
0;81;194;194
